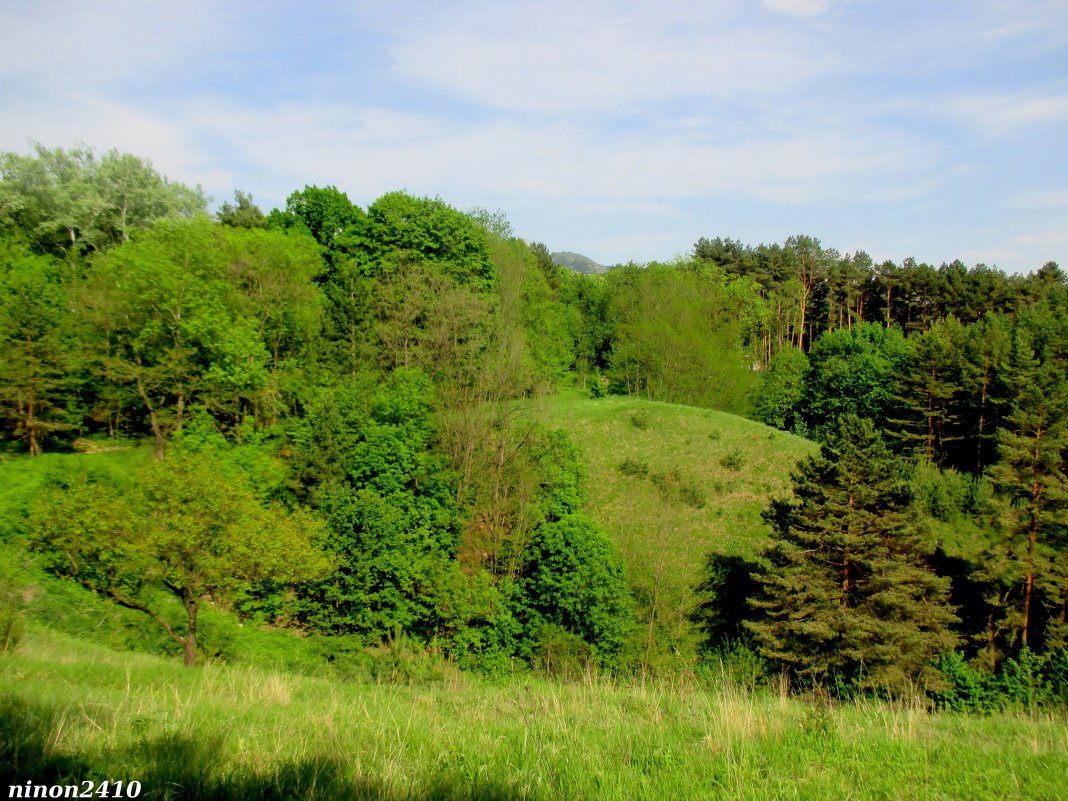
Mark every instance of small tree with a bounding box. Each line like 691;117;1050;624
515;514;634;667
29;453;332;666
747;416;958;690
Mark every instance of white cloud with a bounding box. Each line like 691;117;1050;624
957;234;1066;271
761;0;834;18
383;1;838;113
1011;189;1068;209
948;92;1068;136
0;0;241;90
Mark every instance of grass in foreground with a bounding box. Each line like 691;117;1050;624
3;629;1066;801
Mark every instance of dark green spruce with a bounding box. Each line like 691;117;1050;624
747;416;959;690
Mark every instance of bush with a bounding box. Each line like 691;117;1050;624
932;652;994;713
932;648;1067;712
589;372;607;399
678;480;706;509
719;449;745;471
532;623;595;681
618;458;649;478
909;462;976;521
629;409;650;430
0;606;22;655
515;514;634;666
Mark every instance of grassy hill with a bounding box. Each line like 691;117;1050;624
544;389;817;666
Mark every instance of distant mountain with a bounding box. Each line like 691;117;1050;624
551;251;609;275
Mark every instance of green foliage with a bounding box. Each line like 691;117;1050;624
0;577;24;654
629;409;650;430
605;263;758;412
0;240;74;455
752;346;809;431
86;219;273;454
525;426;588;522
216;190;266;229
618;458;649;478
908;460;988;521
694;640;768;692
985;302;1068;652
890;317;967;462
691;553;765;651
934;647;1068;712
267;184;364;269
648;467;707;508
294;369;462;643
360;191;495;288
748;416;959;691
801;323;910;436
26;451;332;665
0;143;205;257
514;514;634;667
719;448;745;471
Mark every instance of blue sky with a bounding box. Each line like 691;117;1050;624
1;0;1066;271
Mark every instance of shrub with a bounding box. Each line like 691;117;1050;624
589;372;607;399
0;607;21;655
697;640;768;692
678;480;706;509
719;449;745;471
629;409;650;430
932;652;995;713
532;623;595;681
618;458;649;478
515;514;634;666
933;648;1068;712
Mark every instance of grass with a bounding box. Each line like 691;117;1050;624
3;628;1066;800
546;388;814;560
545;389;817;666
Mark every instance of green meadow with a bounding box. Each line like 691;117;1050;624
545;389;817;665
2;628;1065;801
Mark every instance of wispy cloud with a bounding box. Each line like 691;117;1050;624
761;0;835;18
946;91;1068;137
0;0;1064;269
384;0;839;113
0;0;241;89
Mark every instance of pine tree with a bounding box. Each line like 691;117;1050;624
988;306;1068;651
747;416;958;690
890;317;966;463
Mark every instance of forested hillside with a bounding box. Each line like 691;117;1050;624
2;144;1066;707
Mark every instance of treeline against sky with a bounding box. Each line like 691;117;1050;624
1;145;1065;702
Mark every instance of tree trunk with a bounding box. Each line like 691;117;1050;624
182;591;199;668
1022;504;1038;647
26;397;41;457
136;374;166;460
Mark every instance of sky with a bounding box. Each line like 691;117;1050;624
1;0;1066;271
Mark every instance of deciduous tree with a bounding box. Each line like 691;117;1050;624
29;452;332;666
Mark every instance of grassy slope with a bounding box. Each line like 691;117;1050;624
545;389;817;660
3;628;1066;801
